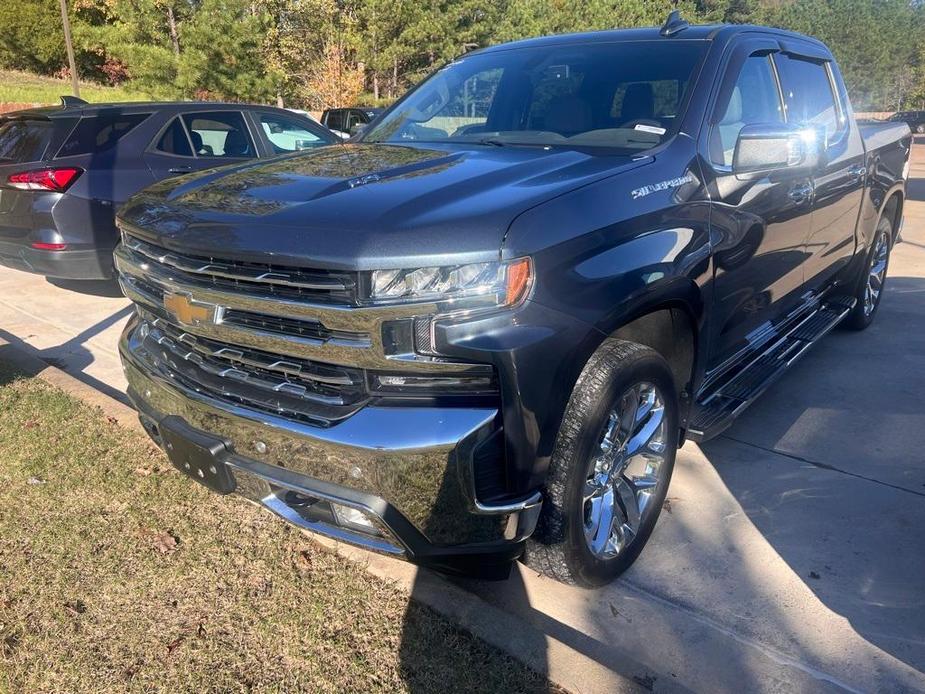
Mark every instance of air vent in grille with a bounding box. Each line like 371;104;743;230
122;232;359;304
222;310;369;344
140;314;368;425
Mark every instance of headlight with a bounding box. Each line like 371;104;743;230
367;257;532;308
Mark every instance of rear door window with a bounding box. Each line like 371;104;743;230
325;110;345;132
774;54;846;145
345;110;366;131
0;119;56;163
181;111;256;158
154;117;193;157
55;112;151;158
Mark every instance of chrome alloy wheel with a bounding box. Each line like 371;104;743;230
864;231;889;317
582;381;668;560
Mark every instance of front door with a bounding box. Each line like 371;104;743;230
701;44;814;375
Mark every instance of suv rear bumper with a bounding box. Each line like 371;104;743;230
0;240;115;280
119;317;542;577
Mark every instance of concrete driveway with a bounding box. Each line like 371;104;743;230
1;145;924;692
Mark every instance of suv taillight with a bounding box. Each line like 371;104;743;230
7;167;82;192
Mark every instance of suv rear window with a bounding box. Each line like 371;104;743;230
0;119;56;164
55;112;150;158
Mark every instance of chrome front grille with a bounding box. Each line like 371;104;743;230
115;230;482;374
116;226;495;425
122;232;358;304
137;309;368;425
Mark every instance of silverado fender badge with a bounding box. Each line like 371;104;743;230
631;173;696;200
348;173;382;189
163;292;219;326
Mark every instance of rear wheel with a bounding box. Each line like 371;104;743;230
843;215;892;331
524;339;678;587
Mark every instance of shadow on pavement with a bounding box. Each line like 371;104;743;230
0;304;134;405
46;277;125;298
700;274;925;675
908;176;925;203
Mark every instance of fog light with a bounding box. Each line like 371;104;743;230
332;503;380;535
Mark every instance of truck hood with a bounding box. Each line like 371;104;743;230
119;142;651;270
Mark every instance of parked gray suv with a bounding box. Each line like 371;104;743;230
0;98;338;280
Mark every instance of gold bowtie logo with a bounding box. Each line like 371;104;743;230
163;292;215;325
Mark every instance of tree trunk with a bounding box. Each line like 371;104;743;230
373;74;379;101
276;91;284;108
167;5;180;56
391;56;398;98
58;0;80;97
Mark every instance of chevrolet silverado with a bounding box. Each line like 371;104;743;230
115;14;911;586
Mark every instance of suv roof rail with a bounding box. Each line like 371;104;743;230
660;9;690;37
60;95;89;109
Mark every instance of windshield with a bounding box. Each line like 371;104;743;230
363;40;708;152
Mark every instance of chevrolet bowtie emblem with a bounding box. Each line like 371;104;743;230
163;292;216;326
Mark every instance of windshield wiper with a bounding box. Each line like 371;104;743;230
477;138;508;147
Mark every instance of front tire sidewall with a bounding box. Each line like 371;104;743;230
535;341;678;587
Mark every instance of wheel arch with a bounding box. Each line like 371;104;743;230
589;281;704;434
881;190;904;243
609;303;698;402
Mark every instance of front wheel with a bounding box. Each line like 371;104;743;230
523;339;678;587
916;124;925;134
843;215;892;331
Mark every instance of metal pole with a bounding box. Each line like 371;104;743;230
58;0;80;98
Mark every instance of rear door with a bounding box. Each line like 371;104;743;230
143;110;257;180
701;40;814;374
774;49;865;290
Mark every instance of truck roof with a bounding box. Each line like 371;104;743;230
471;23;828;56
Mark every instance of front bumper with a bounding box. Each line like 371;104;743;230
120;317;542;576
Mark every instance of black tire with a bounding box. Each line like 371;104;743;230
916;124;925;134
523;339;679;587
843;215;892;331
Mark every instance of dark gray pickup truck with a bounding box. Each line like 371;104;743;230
115;14;911;586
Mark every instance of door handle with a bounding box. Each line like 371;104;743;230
848;164;866;181
788;183;813;205
168;166;192;174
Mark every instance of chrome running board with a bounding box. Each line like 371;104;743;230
688;296;855;441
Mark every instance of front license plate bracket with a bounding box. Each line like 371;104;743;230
159;415;237;494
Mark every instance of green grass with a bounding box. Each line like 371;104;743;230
0;69;150;106
0;364;557;693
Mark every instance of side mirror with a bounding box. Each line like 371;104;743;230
733;123;824;175
349;123;367;137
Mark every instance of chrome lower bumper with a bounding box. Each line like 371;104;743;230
120;317;541;565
